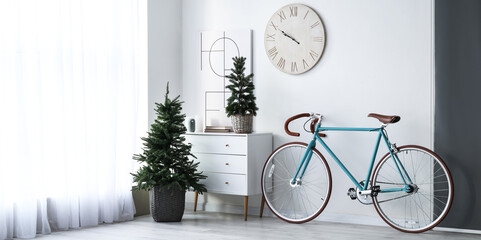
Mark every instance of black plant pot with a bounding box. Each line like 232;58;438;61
150;186;185;222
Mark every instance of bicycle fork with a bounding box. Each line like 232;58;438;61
290;140;316;186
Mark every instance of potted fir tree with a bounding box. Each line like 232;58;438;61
225;56;259;133
132;83;206;222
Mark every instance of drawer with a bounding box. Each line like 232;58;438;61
185;135;247;155
202;172;246;195
194;153;247;174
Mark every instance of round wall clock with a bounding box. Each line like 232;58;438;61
264;4;326;74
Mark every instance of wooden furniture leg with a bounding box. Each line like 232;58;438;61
260;194;265;217
194;191;198;212
244;196;248;221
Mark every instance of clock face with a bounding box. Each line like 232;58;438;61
264;4;326;74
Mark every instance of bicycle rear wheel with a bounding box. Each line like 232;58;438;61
372;145;453;232
261;142;332;223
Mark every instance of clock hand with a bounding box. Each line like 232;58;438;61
280;30;300;45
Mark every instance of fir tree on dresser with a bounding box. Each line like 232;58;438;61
225;56;258;117
132;83;206;193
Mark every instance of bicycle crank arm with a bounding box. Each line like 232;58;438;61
357;189;370;196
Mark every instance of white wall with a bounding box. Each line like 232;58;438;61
180;0;434;224
148;0;183;126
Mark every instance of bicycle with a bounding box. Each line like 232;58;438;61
261;113;453;233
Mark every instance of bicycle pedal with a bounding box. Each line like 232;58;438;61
371;185;381;197
347;188;357;200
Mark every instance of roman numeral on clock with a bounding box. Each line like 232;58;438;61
267;46;278;60
270;21;278;31
289;6;298;17
277;57;286;69
266;33;275;41
309;50;319;60
303;10;310;20
291;61;298;73
302;59;309;69
278;10;286;22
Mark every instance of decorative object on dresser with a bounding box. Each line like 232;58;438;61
200;30;252;130
131;83;207;222
184;132;272;221
264;3;326;74
225;56;259;133
186;116;196;132
204;126;232;133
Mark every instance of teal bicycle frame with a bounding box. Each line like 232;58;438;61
291;122;414;193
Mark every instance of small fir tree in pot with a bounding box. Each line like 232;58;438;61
225;56;258;133
132;83;206;222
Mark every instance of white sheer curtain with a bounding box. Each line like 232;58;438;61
0;0;147;238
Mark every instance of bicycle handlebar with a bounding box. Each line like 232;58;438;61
284;113;311;136
284;113;326;138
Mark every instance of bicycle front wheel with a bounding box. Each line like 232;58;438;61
372;145;453;233
261;142;332;223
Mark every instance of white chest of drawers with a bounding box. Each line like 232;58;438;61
184;132;272;220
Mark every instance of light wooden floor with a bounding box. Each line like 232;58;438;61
36;211;480;240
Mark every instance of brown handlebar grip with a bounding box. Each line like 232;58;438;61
284;113;311;137
310;118;327;138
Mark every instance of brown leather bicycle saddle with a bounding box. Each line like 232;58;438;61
368;113;401;124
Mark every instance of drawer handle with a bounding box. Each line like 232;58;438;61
225;144;229;147
225;181;229;185
225;162;229;166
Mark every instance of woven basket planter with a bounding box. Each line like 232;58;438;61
150;186;185;222
231;114;253;133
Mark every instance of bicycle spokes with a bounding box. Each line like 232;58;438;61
261;143;332;223
372;146;453;232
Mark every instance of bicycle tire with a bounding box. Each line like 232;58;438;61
261;142;332;223
372;145;454;233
